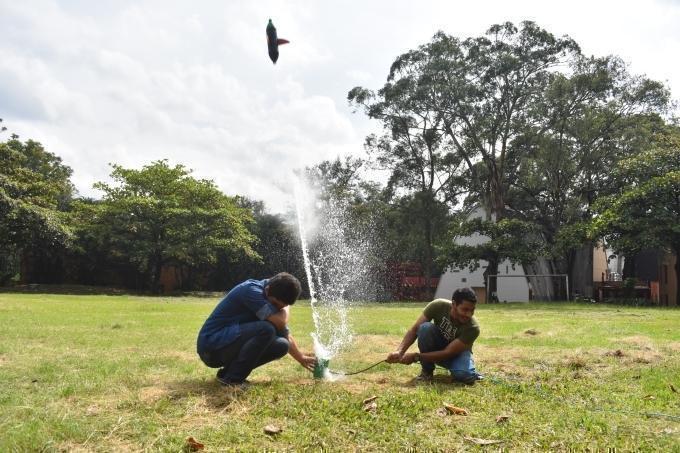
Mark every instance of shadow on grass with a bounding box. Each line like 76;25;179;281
163;377;278;408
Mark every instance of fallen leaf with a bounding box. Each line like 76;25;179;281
264;425;282;435
524;329;538;335
443;403;469;416
670;384;678;393
362;396;378;405
464;436;503;446
185;436;204;451
496;414;510;423
643;394;655;400
363;401;377;412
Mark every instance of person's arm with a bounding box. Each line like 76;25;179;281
287;333;316;371
399;338;470;364
385;314;429;363
266;305;289;331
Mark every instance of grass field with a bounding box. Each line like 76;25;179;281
1;293;679;451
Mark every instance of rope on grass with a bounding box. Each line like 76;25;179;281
329;359;388;376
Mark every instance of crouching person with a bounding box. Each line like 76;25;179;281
197;272;316;387
386;287;483;384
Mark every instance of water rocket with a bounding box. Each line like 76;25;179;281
266;19;289;64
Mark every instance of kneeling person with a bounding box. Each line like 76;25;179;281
386;287;482;384
197;272;315;386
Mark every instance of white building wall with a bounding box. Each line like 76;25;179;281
435;260;530;302
435;207;530;302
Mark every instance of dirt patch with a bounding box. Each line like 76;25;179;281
0;354;6;366
58;438;140;453
614;335;655;349
665;342;680;353
139;386;169;404
349;335;399;354
57;441;95;452
474;346;536;376
628;350;664;364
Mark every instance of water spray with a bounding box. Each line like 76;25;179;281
294;174;376;379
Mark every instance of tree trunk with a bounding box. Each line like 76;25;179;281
149;251;163;294
484;254;500;302
488;173;504;303
674;245;680;307
622;253;636;279
423;208;434;301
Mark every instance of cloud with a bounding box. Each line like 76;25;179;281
1;0;678;214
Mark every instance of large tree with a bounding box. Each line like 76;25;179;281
77;160;257;292
0;133;74;284
592;128;680;304
350;21;580;295
506;54;669;297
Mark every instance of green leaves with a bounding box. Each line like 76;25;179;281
79;160;258;292
437;216;544;271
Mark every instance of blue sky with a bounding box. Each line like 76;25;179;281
1;0;679;212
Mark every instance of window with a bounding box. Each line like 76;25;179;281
461;278;467;283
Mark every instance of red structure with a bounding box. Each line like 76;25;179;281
387;261;439;301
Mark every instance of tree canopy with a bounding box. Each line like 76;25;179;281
75;160;258;292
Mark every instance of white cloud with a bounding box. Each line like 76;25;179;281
1;0;679;213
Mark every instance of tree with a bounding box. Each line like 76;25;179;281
78;160;257;292
507;55;669;297
592;129;680;303
212;197;304;291
0;133;74;284
350;21;581;296
437;215;545;296
348;46;468;296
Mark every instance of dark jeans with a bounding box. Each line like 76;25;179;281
199;321;289;382
417;322;479;382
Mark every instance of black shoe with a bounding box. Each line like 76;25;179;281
458;373;484;385
414;371;434;382
216;369;250;388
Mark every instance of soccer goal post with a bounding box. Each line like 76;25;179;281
485;274;570;302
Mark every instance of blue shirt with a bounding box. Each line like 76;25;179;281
197;279;279;353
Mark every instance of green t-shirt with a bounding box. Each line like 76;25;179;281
423;299;480;346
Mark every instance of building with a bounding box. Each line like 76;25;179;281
434;206;529;302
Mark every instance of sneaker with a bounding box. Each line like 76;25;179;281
216;369;250;388
457;373;484;386
414;371;434;382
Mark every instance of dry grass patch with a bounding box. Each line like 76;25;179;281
664;341;680;353
615;335;655;349
138;386;169;404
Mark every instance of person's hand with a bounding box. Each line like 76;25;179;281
399;352;418;365
298;355;316;371
386;351;402;364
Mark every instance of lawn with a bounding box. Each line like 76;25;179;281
1;293;679;451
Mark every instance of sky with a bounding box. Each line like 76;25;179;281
1;0;679;214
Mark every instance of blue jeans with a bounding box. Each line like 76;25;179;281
417;322;479;383
199;321;289;382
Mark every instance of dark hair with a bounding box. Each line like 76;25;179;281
266;272;302;305
452;287;477;304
